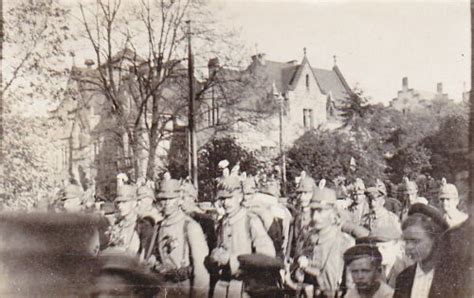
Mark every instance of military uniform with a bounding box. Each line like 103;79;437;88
105;185;140;256
149;177;209;298
290;173;317;258
210;176;276;298
290;186;355;297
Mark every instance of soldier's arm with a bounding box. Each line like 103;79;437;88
249;216;276;257
228;216;276;275
187;221;210;298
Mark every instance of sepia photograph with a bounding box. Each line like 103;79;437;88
1;0;473;297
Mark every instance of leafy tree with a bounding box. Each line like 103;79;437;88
197;137;260;201
1;0;72;205
422;114;469;181
286;129;387;192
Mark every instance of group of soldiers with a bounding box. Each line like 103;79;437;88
52;161;471;298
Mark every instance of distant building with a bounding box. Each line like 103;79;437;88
390;77;450;115
50;49;354;195
204;51;353;153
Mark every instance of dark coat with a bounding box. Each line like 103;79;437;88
430;217;473;298
393;264;437;298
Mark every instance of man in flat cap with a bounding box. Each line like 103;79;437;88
145;173;209;298
288;184;354;297
209;175;276;298
343;244;394;298
357;225;410;288
363;186;401;233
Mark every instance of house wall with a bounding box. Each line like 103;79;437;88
285;63;327;144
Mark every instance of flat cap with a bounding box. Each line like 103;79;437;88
310;187;337;208
408;203;449;231
356;225;402;244
216;176;242;199
343;244;382;265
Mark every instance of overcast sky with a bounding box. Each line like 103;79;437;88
208;0;471;104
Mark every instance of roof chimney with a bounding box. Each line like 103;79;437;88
208;57;220;76
402;77;408;90
437;82;443;94
84;59;95;69
287;60;298;65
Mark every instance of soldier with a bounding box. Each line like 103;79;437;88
246;176;292;260
375;179;402;217
181;177;218;252
136;183;162;222
147;174;209;298
208;175;276;298
346;178;371;227
438;178;468;227
398;177;428;220
290;171;317;257
288;185;354;297
61;183;85;213
343;244;394;298
105;182;140;255
363;186;401;233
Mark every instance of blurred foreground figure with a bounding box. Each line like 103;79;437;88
0;212;103;296
90;253;161;297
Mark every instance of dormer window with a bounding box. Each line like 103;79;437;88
306;74;310;90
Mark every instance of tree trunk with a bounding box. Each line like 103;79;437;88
146;94;160;180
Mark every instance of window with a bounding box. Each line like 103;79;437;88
306;74;310;90
303;108;314;129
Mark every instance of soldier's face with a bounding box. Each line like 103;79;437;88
137;197;154;212
440;197;459;213
161;197;180;216
221;193;243;215
348;257;380;291
403;224;435;263
311;206;336;230
298;192;312;207
117;201;135;216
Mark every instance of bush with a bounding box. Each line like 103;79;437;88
197;137;260;201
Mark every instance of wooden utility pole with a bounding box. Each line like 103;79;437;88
186;20;198;189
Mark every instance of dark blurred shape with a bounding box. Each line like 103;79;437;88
237;253;284;297
90;253;161;297
0;212;103;296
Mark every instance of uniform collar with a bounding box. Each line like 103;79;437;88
162;210;186;226
227;207;247;225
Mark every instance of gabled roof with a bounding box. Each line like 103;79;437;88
248;56;353;103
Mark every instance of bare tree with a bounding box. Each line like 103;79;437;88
76;0;259;181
